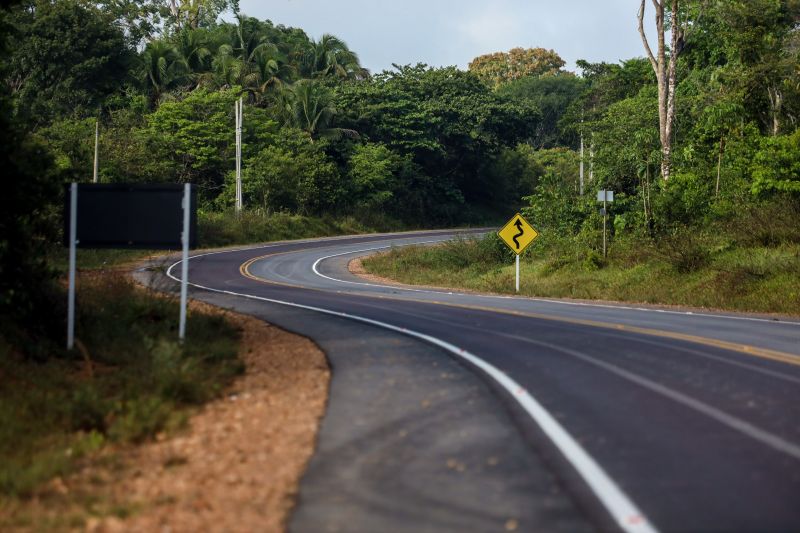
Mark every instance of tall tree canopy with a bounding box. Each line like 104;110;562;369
468;47;566;88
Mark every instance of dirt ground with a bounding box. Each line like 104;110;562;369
4;301;329;533
96;303;329;532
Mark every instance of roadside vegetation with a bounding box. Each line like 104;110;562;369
0;271;241;504
364;199;800;315
1;0;799;518
362;2;800;314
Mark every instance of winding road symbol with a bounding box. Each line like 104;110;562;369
512;218;524;250
498;213;539;255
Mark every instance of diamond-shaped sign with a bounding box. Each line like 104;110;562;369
498;213;539;255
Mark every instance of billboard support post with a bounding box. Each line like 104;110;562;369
67;183;77;350
179;183;190;342
64;183;196;347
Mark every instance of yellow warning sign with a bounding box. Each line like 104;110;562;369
498;213;539;255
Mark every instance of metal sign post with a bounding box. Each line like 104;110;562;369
67;183;78;350
498;213;540;293
64;183;197;348
597;190;614;258
179;183;191;341
93;120;99;184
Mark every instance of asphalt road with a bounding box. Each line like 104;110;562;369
158;229;800;533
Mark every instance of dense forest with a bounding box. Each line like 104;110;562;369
2;0;800;341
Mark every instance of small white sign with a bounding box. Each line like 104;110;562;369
597;190;614;202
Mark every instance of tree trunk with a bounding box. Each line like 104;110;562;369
768;86;783;136
638;0;684;183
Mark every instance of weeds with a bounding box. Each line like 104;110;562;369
363;231;800;315
0;273;241;498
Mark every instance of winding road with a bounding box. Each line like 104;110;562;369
155;229;800;533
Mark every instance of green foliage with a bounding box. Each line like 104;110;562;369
140;88;254;201
751;130;800;195
592;87;660;193
498;74;585;148
7;0;134;124
0;273;241;496
221;127;341;214
0;79;61;350
335;64;540;222
347;143;403;212
521;148;584;233
33;117;96;182
362;224;800;315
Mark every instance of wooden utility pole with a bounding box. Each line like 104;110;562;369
638;0;685;182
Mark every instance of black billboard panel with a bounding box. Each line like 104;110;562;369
64;184;197;249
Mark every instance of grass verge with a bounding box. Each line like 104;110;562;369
0;271;242;515
362;234;800;316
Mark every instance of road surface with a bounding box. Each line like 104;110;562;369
154;229;800;533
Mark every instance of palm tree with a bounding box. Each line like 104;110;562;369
279;79;358;140
302;34;369;80
140;41;189;106
175;28;214;85
251;45;295;98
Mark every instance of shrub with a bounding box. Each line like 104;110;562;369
751;130;800;196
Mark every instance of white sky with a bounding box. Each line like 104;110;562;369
235;0;659;74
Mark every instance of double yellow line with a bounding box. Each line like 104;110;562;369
239;250;800;369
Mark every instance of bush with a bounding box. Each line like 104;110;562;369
751;130;800;196
220;128;342;214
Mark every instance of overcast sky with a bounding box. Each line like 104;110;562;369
236;0;658;74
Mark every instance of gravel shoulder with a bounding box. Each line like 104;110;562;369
90;302;330;532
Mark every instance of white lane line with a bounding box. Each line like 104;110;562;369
507;335;800;461
310;246;800;326
598;332;800;386
166;255;657;533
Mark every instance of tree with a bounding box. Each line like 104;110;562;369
638;0;688;182
498;73;585;148
165;0;237;31
225;128;342;214
7;0;135;124
751;129;800;195
141;88;241;199
0;1;61;345
140;39;189;105
335;64;539;222
346;143;403;212
468;47;565;88
301;34;368;80
278;79;356;140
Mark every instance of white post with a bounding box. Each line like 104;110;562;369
67;183;78;350
179;183;191;341
235;98;243;213
515;254;520;293
579;130;585;196
603;193;607;258
93;120;99;183
589;132;595;182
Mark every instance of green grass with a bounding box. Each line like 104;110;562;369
0;273;242;508
363;234;800;315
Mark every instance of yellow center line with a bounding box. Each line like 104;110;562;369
238;250;800;368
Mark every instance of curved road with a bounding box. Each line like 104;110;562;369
157;229;800;533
